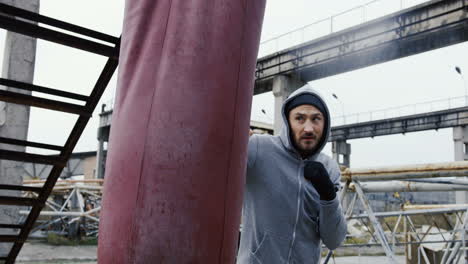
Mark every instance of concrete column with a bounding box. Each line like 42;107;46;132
272;75;305;135
332;139;351;168
95;131;105;179
453;126;468;204
0;0;39;254
96;106;109;179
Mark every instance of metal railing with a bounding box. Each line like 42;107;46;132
331;96;468;126
258;0;429;57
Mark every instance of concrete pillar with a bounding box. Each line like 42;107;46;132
0;0;39;255
272;75;306;135
332;139;351;168
95;137;105;179
96;106;109;179
453;126;468;203
96;127;106;179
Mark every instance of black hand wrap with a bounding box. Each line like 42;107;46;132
304;161;337;201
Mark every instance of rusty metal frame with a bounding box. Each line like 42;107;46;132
0;3;119;263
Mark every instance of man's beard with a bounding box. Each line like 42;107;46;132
293;133;319;157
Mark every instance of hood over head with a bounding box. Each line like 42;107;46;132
279;84;331;159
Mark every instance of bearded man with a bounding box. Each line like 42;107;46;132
237;84;347;264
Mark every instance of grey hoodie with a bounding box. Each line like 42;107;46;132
237;84;347;264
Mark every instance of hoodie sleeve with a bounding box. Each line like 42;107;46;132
247;134;259;169
318;159;347;250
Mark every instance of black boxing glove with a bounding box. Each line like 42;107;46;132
304;161;337;201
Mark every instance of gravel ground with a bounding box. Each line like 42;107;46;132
15;243;401;264
327;255;406;263
16;242;97;263
10;243;462;264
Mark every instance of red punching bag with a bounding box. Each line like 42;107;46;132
97;0;266;263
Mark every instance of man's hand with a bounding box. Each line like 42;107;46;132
304;161;336;201
249;129;253;137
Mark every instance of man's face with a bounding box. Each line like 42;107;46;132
288;104;325;156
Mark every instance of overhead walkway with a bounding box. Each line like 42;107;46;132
255;0;468;94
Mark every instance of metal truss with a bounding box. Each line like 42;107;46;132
21;179;103;239
324;161;468;264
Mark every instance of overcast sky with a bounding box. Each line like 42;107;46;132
0;0;465;168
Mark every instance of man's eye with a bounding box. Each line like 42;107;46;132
296;116;304;121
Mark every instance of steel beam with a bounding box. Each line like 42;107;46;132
0;14;117;58
0;90;90;116
0;3;118;44
0;149;64;166
0;185;41;193
0;78;89;101
0;225;21;230
0;137;63;151
0;197;37;206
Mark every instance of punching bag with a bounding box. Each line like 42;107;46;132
97;0;266;263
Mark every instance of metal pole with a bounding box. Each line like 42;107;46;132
353;180;399;263
351;207;468;219
463;222;467;264
445;209;468;263
346;169;468;182
355;181;468;192
419;245;431;263
342;161;468;182
440;212;463;263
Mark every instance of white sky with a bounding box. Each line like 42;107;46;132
0;0;464;168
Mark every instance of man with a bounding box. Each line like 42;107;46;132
237;84;347;263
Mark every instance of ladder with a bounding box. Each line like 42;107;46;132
0;3;119;263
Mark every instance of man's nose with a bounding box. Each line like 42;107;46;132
303;121;314;133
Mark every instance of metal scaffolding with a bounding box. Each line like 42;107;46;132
325;161;468;264
21;179;103;238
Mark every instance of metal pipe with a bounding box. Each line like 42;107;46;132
23;179;104;184
340;239;468;247
353;181;468;192
407;178;468;185
341;161;468;182
350;207;468;219
19;209;100;217
403;204;468;210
